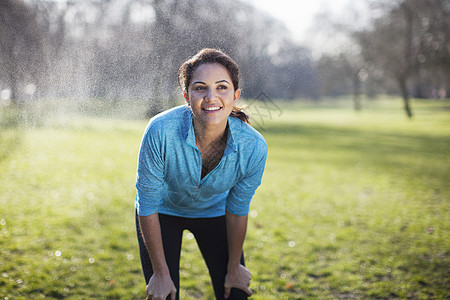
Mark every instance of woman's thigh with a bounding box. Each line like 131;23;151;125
187;216;248;300
135;213;184;291
137;213;248;299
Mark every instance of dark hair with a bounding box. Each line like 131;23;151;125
178;48;250;124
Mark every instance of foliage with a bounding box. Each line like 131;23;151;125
0;98;449;299
0;0;46;103
0;0;318;106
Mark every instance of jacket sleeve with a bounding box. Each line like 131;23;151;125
135;121;164;216
226;139;268;216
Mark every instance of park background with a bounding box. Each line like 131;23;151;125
0;0;449;299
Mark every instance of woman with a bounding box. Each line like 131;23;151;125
135;48;267;300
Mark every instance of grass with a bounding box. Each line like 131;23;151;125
0;97;449;299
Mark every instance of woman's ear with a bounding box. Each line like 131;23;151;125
234;89;241;103
184;93;189;105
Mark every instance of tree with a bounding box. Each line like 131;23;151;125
0;0;46;103
272;40;318;100
356;0;450;118
316;53;368;110
309;5;370;109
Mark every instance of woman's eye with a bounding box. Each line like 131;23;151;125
218;85;228;90
194;86;205;91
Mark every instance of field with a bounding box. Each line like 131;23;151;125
0;98;449;299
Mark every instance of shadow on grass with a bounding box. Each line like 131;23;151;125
256;122;449;298
260;122;449;188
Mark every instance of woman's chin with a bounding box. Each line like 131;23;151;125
199;115;228;127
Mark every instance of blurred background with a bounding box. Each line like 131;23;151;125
0;0;448;116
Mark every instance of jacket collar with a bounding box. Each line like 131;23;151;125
184;107;237;156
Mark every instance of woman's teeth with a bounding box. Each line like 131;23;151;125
203;107;221;111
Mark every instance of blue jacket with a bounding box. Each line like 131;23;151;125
135;105;267;218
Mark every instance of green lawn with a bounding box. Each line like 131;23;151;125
0;98;449;299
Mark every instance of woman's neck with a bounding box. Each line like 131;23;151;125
193;119;228;150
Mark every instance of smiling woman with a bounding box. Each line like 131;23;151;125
185;63;240;130
135;48;267;300
178;49;250;124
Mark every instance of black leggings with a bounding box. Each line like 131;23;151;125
136;212;248;300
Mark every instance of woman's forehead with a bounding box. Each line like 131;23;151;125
191;63;231;83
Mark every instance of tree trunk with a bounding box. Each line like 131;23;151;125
399;77;413;118
8;58;19;105
412;66;424;98
352;76;362;111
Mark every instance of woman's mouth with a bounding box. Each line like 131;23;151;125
202;106;222;112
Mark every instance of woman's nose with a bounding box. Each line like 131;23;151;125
205;88;216;101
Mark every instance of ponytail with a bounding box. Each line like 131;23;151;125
230;105;250;124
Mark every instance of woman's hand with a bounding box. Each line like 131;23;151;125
146;273;177;300
224;264;252;299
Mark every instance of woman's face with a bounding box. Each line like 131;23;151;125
185;63;240;128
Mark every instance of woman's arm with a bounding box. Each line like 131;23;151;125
138;213;177;300
224;211;252;298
